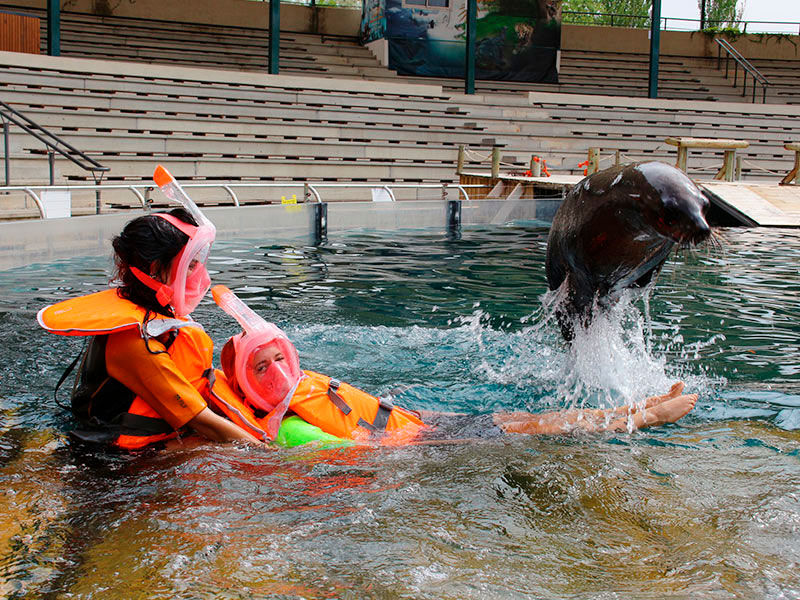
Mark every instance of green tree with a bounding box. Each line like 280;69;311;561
562;0;652;28
699;0;744;30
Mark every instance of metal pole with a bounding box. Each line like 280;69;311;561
464;0;477;95
269;0;280;74
47;0;60;56
314;202;327;244
48;151;54;185
447;200;462;234
700;0;706;30
3;121;9;186
648;0;662;99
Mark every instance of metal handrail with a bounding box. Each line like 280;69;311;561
0;100;110;187
562;10;650;28
715;38;770;103
562;10;800;34
0;181;479;219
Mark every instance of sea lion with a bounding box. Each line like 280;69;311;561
545;161;711;340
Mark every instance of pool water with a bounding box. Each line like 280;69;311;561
0;223;798;599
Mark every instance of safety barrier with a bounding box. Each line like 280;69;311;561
0;182;478;240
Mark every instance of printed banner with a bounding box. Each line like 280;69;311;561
369;0;560;83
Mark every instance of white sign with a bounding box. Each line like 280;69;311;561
371;187;393;203
40;190;71;219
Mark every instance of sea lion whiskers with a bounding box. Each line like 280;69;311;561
676;226;722;252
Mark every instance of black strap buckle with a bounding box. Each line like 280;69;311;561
327;379;352;415
371;397;394;432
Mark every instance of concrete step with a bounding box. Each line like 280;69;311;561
0;73;450;114
11;133;460;162
0;89;471;130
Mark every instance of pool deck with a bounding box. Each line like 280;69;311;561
460;171;800;228
701;182;800;227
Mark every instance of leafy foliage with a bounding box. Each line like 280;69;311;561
699;0;745;30
562;0;652;28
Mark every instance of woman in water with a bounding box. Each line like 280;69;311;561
208;285;697;446
38;167;264;450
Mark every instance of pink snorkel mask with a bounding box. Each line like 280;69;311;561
130;165;216;317
212;285;302;439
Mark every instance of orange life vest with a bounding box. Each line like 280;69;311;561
204;368;270;442
291;371;426;444
206;369;427;445
38;288;209;450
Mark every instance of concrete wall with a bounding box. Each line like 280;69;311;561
562;23;800;60
0;199;549;270
2;0;361;36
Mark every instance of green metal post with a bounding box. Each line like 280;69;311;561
700;0;706;30
465;0;477;95
269;0;280;74
648;0;661;99
47;0;60;56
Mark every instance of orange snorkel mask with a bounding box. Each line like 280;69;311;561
130;165;216;317
212;285;302;439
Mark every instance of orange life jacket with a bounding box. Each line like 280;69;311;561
204;368;270;442
291;371;426;444
38;288;210;450
206;369;427;445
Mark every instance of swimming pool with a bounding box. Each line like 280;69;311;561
0;222;798;598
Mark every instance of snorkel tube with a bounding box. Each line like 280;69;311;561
212;285;302;440
149;165;216;317
153;165;215;232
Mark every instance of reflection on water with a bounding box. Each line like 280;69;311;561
0;223;798;598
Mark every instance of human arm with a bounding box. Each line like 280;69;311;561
188;407;264;444
105;327;265;445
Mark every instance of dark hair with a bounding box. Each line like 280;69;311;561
112;207;198;316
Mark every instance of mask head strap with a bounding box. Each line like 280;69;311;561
126;212;200;307
153;212;199;239
129;266;173;306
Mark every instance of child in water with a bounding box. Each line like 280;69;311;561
210;286;697;446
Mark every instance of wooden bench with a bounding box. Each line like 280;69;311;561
780;143;800;185
665;136;749;181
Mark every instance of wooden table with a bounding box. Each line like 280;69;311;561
780;142;800;185
665;137;749;181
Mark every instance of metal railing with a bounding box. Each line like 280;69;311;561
562;10;650;28
245;0;361;7
0;181;475;219
715;38;770;103
0;100;110;190
562;11;800;34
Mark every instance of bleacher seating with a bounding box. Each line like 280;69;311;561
1;6;799;218
19;6;395;80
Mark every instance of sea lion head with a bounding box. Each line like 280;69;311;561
635;161;711;246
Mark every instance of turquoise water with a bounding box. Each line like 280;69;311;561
0;223;798;598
